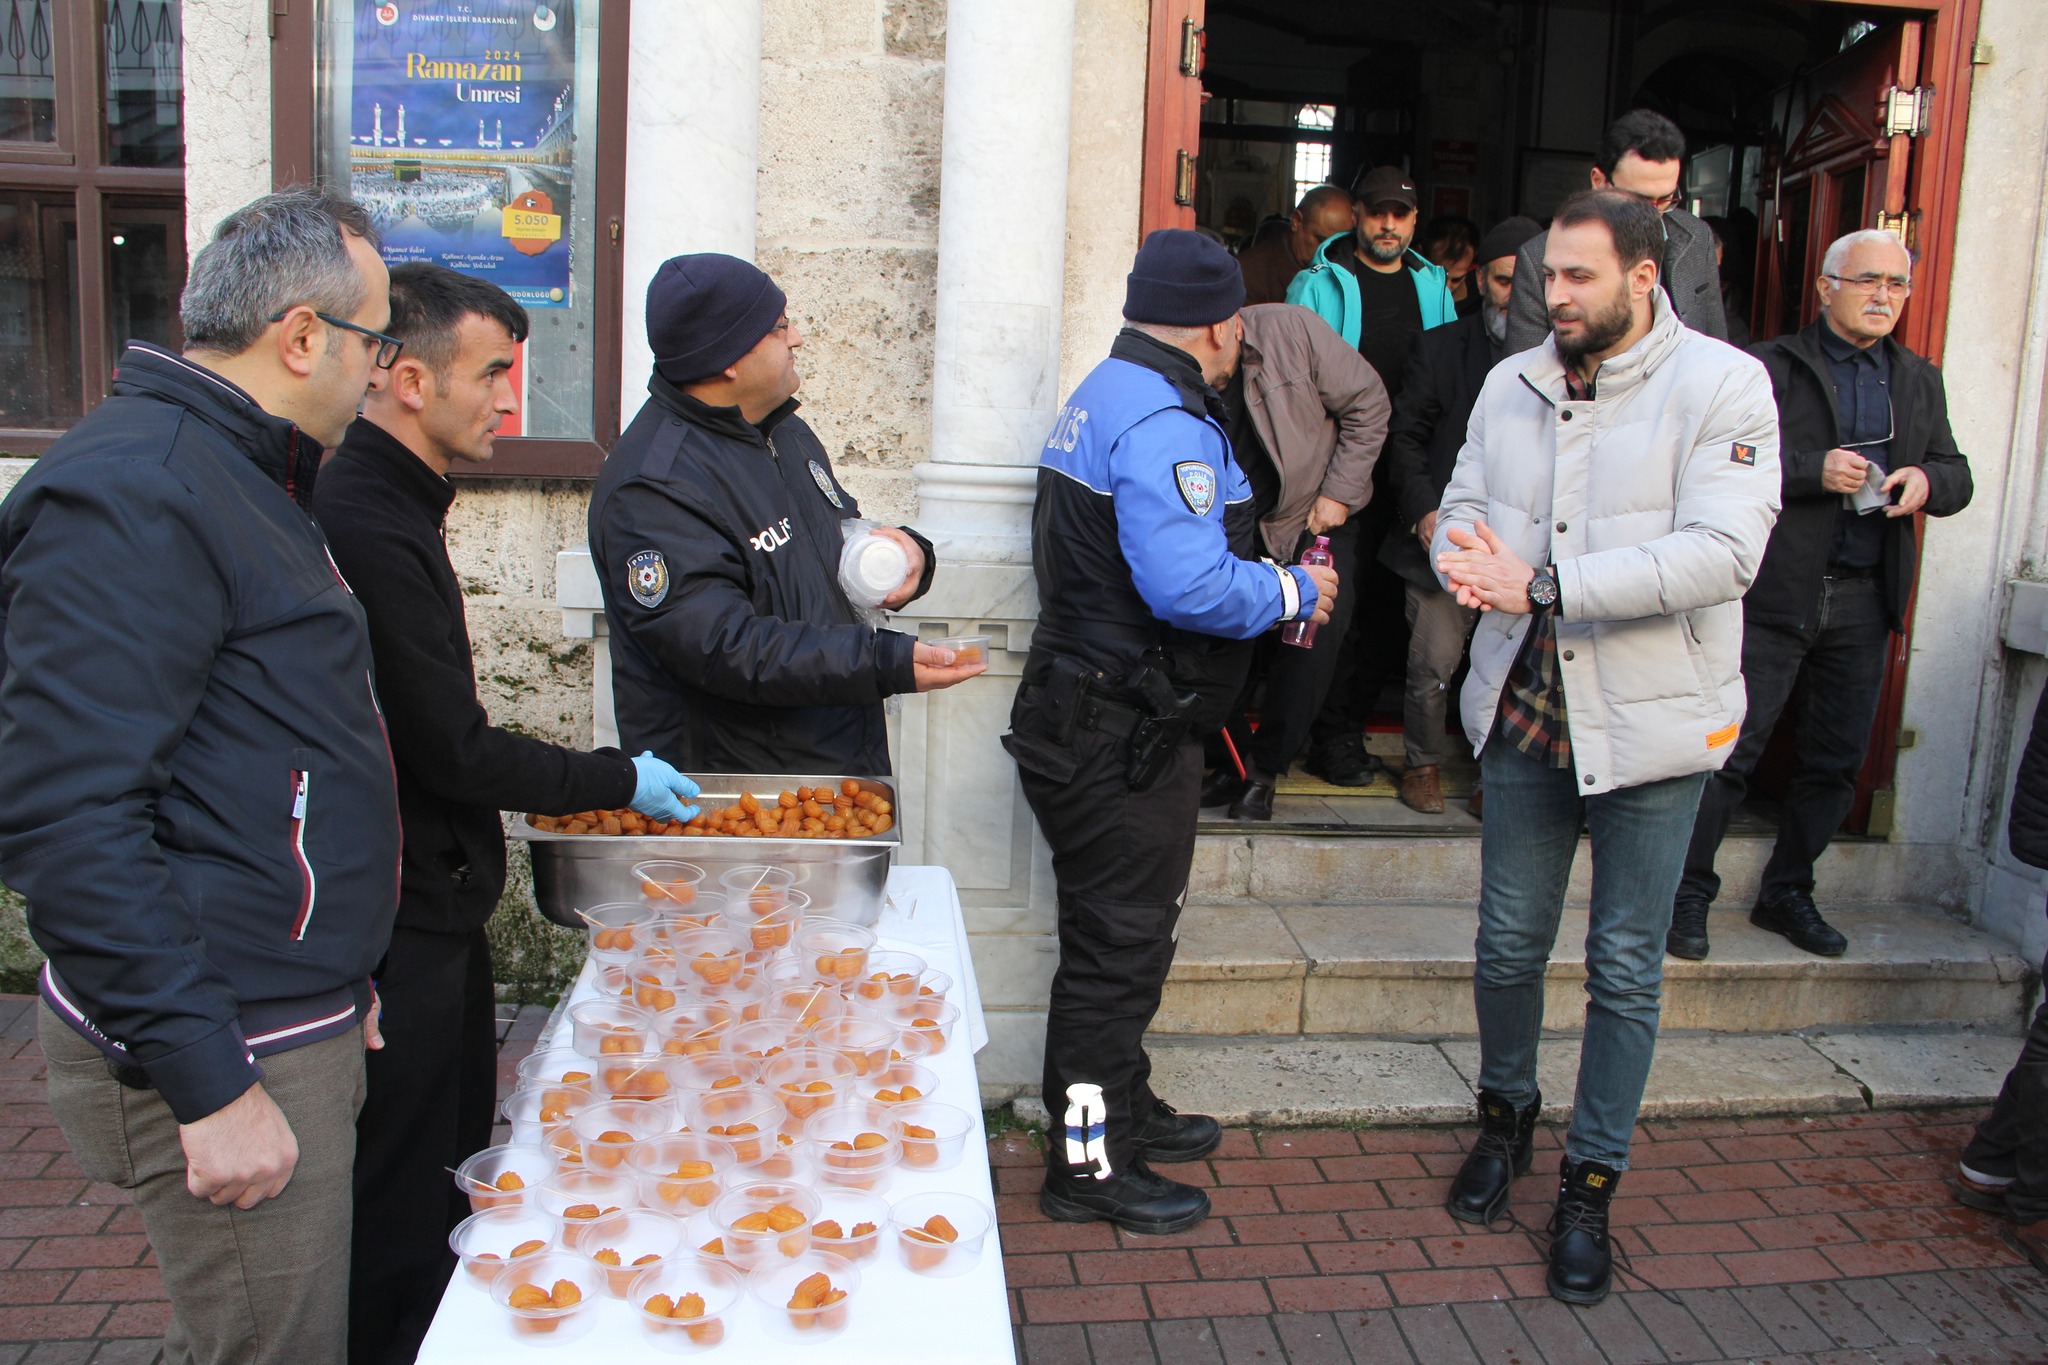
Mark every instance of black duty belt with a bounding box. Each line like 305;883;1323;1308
1018;675;1145;741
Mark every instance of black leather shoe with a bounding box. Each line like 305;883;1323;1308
1750;891;1848;957
1040;1159;1211;1235
1131;1101;1222;1163
1303;734;1380;787
1446;1088;1541;1226
1547;1155;1621;1305
1228;778;1276;821
1199;768;1245;808
1666;899;1711;960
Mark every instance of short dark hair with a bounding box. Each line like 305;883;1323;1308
1420;214;1480;259
1294;184;1351;218
1597;108;1686;177
1552;189;1664;271
384;263;529;377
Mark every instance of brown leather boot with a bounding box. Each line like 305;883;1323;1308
1400;764;1444;814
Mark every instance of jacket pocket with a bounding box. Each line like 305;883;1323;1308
1678;613;1720;706
287;752;317;944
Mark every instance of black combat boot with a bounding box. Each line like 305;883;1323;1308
1547;1155;1622;1304
1131;1100;1223;1163
1040;1158;1211;1235
1666;897;1711;960
1446;1088;1541;1225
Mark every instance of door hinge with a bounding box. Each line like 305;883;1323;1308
1180;17;1206;77
1971;42;1995;66
269;0;288;38
1881;85;1933;138
1175;149;1197;207
1877;209;1920;250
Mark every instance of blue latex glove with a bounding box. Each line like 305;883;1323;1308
629;751;700;824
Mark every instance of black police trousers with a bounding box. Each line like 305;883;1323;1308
1010;690;1203;1179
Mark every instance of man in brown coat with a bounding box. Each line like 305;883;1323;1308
1237;186;1357;306
1207;301;1391;819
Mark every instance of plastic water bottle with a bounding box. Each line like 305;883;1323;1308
1281;535;1332;648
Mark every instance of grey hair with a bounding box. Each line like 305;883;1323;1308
1821;229;1911;280
181;186;381;356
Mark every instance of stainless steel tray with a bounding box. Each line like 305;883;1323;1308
509;772;898;930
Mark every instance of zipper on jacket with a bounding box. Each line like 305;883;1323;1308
288;769;318;941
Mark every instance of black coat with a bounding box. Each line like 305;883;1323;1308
1746;321;1972;633
589;378;932;776
1378;312;1501;589
0;344;401;1123
2009;680;2048;872
315;419;637;934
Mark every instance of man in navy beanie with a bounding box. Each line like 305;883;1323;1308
1006;229;1338;1233
590;254;983;775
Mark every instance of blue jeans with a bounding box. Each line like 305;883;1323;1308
1473;735;1708;1168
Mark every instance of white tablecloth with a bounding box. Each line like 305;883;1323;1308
416;866;1013;1363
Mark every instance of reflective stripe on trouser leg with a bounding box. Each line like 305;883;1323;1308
1063;1083;1112;1179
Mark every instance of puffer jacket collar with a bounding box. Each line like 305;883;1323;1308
1514;284;1686;408
111;342;327;511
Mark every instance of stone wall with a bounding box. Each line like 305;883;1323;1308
180;0;272;260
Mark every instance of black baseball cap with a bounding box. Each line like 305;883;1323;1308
1352;165;1418;211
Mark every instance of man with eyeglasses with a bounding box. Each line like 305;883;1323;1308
1505;109;1729;353
0;187;403;1364
1671;228;1972;960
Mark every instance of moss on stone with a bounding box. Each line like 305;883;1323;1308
0;884;40;995
487;839;586;1006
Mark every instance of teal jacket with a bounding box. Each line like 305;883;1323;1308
1284;235;1457;348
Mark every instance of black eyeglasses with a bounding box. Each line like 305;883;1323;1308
267;306;405;369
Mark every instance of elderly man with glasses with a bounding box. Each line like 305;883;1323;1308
1669;228;1973;960
1505;109;1729;352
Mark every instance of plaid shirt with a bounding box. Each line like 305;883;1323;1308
1494;368;1592;770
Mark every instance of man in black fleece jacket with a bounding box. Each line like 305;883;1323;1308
313;264;698;1364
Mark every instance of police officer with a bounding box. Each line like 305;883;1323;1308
1008;230;1338;1233
590;254;984;775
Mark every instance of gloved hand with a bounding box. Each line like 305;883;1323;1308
629;751;700;824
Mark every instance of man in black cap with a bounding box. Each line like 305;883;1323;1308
589;255;984;776
1381;216;1542;814
1009;229;1337;1233
1286;165;1461;789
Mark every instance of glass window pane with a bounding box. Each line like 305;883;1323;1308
106;202;185;357
314;0;602;441
0;0;58;144
0;192;79;428
104;0;184;168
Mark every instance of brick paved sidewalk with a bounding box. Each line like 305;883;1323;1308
0;993;2043;1363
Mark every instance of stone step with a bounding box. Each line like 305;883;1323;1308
1155;901;2034;1037
1187;830;1970;912
1014;1026;2024;1128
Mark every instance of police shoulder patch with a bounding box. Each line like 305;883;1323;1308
1730;442;1757;466
1175;461;1218;516
626;548;669;607
808;459;845;510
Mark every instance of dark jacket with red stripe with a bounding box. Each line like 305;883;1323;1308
0;343;402;1124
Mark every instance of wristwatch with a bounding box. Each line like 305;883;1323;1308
1526;568;1560;611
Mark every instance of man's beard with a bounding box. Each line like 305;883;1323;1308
1552;289;1634;366
1484;302;1508;343
1363;234;1406;265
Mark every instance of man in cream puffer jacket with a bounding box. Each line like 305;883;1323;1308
1427;190;1780;1307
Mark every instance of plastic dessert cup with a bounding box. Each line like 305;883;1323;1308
760;980;854;1032
568;998;654;1058
809;1013;897;1081
515;1048;598;1105
893;1100;975;1172
626;956;685;1014
718;864;796;916
672;927;751;994
455;1143;556;1213
502;1085;590;1148
899;999;962;1055
864;968;954;1024
633;860;707;909
629;1133;736;1214
891;1192;995;1278
490;1251;601;1346
682;1084;783;1165
577;1206;685;1297
794;919;877;986
684;1209;727;1263
807;1188;889;1264
568;1098;672;1170
802;1100;904;1193
740;903;803;959
710;1180;820;1273
719;1016;810;1064
594;1049;675;1103
926;634;991;666
859;1060;940;1107
629;1257;744;1354
535;1169;638;1250
693;972;769;1024
652;1002;737;1058
450;1206;556;1287
846;949;928;1005
582;900;658;966
747;1249;861;1343
759;1048;857;1129
665;1050;761;1101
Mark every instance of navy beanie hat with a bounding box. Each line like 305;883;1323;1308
646;253;789;384
1123;229;1246;327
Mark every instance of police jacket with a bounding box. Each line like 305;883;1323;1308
590;376;934;776
315;418;637;934
1744;321;1972;634
1379;311;1503;590
1024;330;1320;730
0;344;401;1125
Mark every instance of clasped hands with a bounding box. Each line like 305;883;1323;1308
1821;449;1928;517
1435;521;1536;614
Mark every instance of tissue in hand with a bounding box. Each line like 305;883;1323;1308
839;532;910;608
